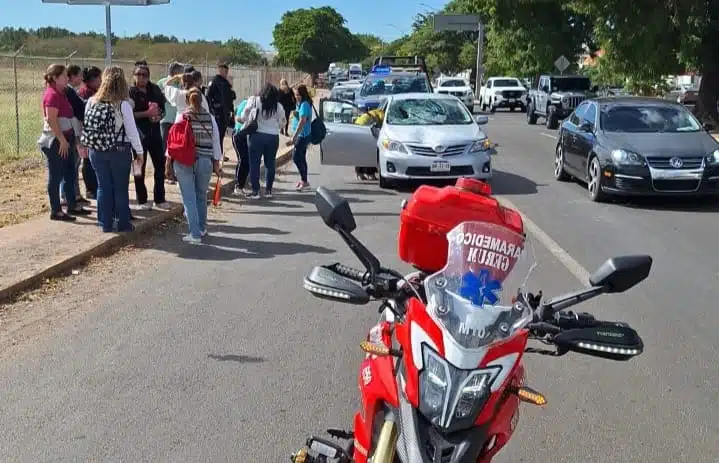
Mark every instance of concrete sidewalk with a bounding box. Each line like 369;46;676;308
0;90;331;302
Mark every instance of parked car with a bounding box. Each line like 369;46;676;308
479;77;527;113
553;97;719;202
527;75;596;129
434;77;475;109
676;86;699;107
317;92;494;188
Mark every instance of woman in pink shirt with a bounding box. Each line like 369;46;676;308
37;64;89;221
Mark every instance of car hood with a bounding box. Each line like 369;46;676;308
493;86;525;91
603;131;718;157
436;86;473;92
387;123;485;144
356;95;388;108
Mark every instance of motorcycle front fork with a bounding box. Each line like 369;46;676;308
291;420;398;463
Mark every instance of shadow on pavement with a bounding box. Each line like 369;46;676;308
619;196;719;213
490;170;545;195
207;354;265;363
208;224;291;235
331;188;397;197
235;210;401;219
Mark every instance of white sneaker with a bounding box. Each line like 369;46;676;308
200;229;208;237
138;203;153;211
182;234;202;244
154;201;169;210
246;191;261;199
233;186;244;195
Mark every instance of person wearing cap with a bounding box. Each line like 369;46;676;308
206;63;236;160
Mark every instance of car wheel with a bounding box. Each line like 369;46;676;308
489;101;496;113
379;171;394;189
587;156;608;202
546;107;559;129
554;142;570;181
527;102;537;124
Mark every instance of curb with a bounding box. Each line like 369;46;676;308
0;145;295;304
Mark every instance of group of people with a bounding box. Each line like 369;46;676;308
38;60;315;244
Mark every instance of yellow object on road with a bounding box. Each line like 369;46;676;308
355;108;384;126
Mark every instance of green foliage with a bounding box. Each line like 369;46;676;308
272;7;369;75
0;26;264;65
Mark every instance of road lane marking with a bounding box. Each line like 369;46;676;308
540;132;558;140
497;196;591;284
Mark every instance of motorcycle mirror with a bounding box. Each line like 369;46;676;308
553;325;643;361
303;266;370;305
315;186;356;232
588;255;652;293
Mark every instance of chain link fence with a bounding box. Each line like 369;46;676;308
0;53;308;161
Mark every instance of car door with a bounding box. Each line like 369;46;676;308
319;98;379;167
575;102;598;174
535;77;547;112
561;102;588;173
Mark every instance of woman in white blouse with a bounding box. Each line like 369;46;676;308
84;66;144;233
162;70;210;121
241;83;286;199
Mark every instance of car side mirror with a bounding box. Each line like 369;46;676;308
552;324;644;361
579;121;593;133
303;266;370;305
315;186;356;232
475;115;489;125
703;122;714;132
589;255;653;293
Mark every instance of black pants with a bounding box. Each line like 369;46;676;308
134;129;166;204
160;122;172;152
232;130;250;189
82;157;98;195
214;115;227;154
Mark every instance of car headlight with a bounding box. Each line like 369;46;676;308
381;138;407;154
418;345;501;432
707;149;719;165
611;149;646;166
470;138;492;152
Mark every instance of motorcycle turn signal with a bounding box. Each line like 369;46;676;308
359;340;402;358
509;385;547;406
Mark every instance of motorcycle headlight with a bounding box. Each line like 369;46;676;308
707;149;719;165
470;138;492;152
382;138;407;154
418;345;501;432
611;149;646;166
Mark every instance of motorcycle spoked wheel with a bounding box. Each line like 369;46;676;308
368;420;399;463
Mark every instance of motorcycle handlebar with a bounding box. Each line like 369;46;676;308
333;263;368;283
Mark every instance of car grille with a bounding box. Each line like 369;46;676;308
407;144;468;157
405;166;474;176
652;179;701;192
646;156;704;169
502;90;523;98
564;96;585;108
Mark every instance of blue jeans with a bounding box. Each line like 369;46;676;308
60;154;81;202
174;156;213;239
292;136;311;183
89;146;132;232
248;132;279;194
40;136;77;215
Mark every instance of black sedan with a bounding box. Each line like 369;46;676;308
553;97;719;202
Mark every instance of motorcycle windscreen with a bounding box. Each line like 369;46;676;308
424;221;537;350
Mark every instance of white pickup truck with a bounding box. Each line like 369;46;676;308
479;77;528;113
434;77;475;109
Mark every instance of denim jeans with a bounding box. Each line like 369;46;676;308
89;146;132;232
60;154;81;201
174;156;213;239
41;136;77;215
231;130;250;189
248;132;279;194
292;135;311;183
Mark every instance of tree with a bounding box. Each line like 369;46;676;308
356;33;385;68
272;7;369;75
223;38;263;65
569;0;718;123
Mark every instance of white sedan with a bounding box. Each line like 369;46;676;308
318;92;494;188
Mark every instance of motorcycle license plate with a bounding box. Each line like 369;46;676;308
431;160;451;172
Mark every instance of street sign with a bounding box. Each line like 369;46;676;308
554;55;570;74
41;0;171;66
433;14;479;32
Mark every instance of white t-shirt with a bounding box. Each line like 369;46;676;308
163;86;210;123
241;96;287;135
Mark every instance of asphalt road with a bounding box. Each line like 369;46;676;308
0;114;717;462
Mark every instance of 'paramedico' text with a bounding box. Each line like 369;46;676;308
456;232;523;272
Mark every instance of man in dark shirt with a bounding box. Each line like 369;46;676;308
206;63;236;160
129;65;168;209
62;64;89;205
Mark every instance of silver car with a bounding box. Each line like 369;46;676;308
318;92;494;188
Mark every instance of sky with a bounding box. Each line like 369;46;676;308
1;0;448;50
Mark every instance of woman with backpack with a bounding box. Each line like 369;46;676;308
287;84;313;191
241;83;286;199
82;66;144;233
164;88;222;244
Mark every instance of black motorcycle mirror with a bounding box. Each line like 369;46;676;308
553;324;644;361
314;187;381;279
541;255;652;316
303;266;370;305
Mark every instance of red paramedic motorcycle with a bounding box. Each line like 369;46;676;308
292;179;651;463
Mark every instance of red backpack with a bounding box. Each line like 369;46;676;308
166;114;196;166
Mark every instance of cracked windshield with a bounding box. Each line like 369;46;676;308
386;98;473;125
